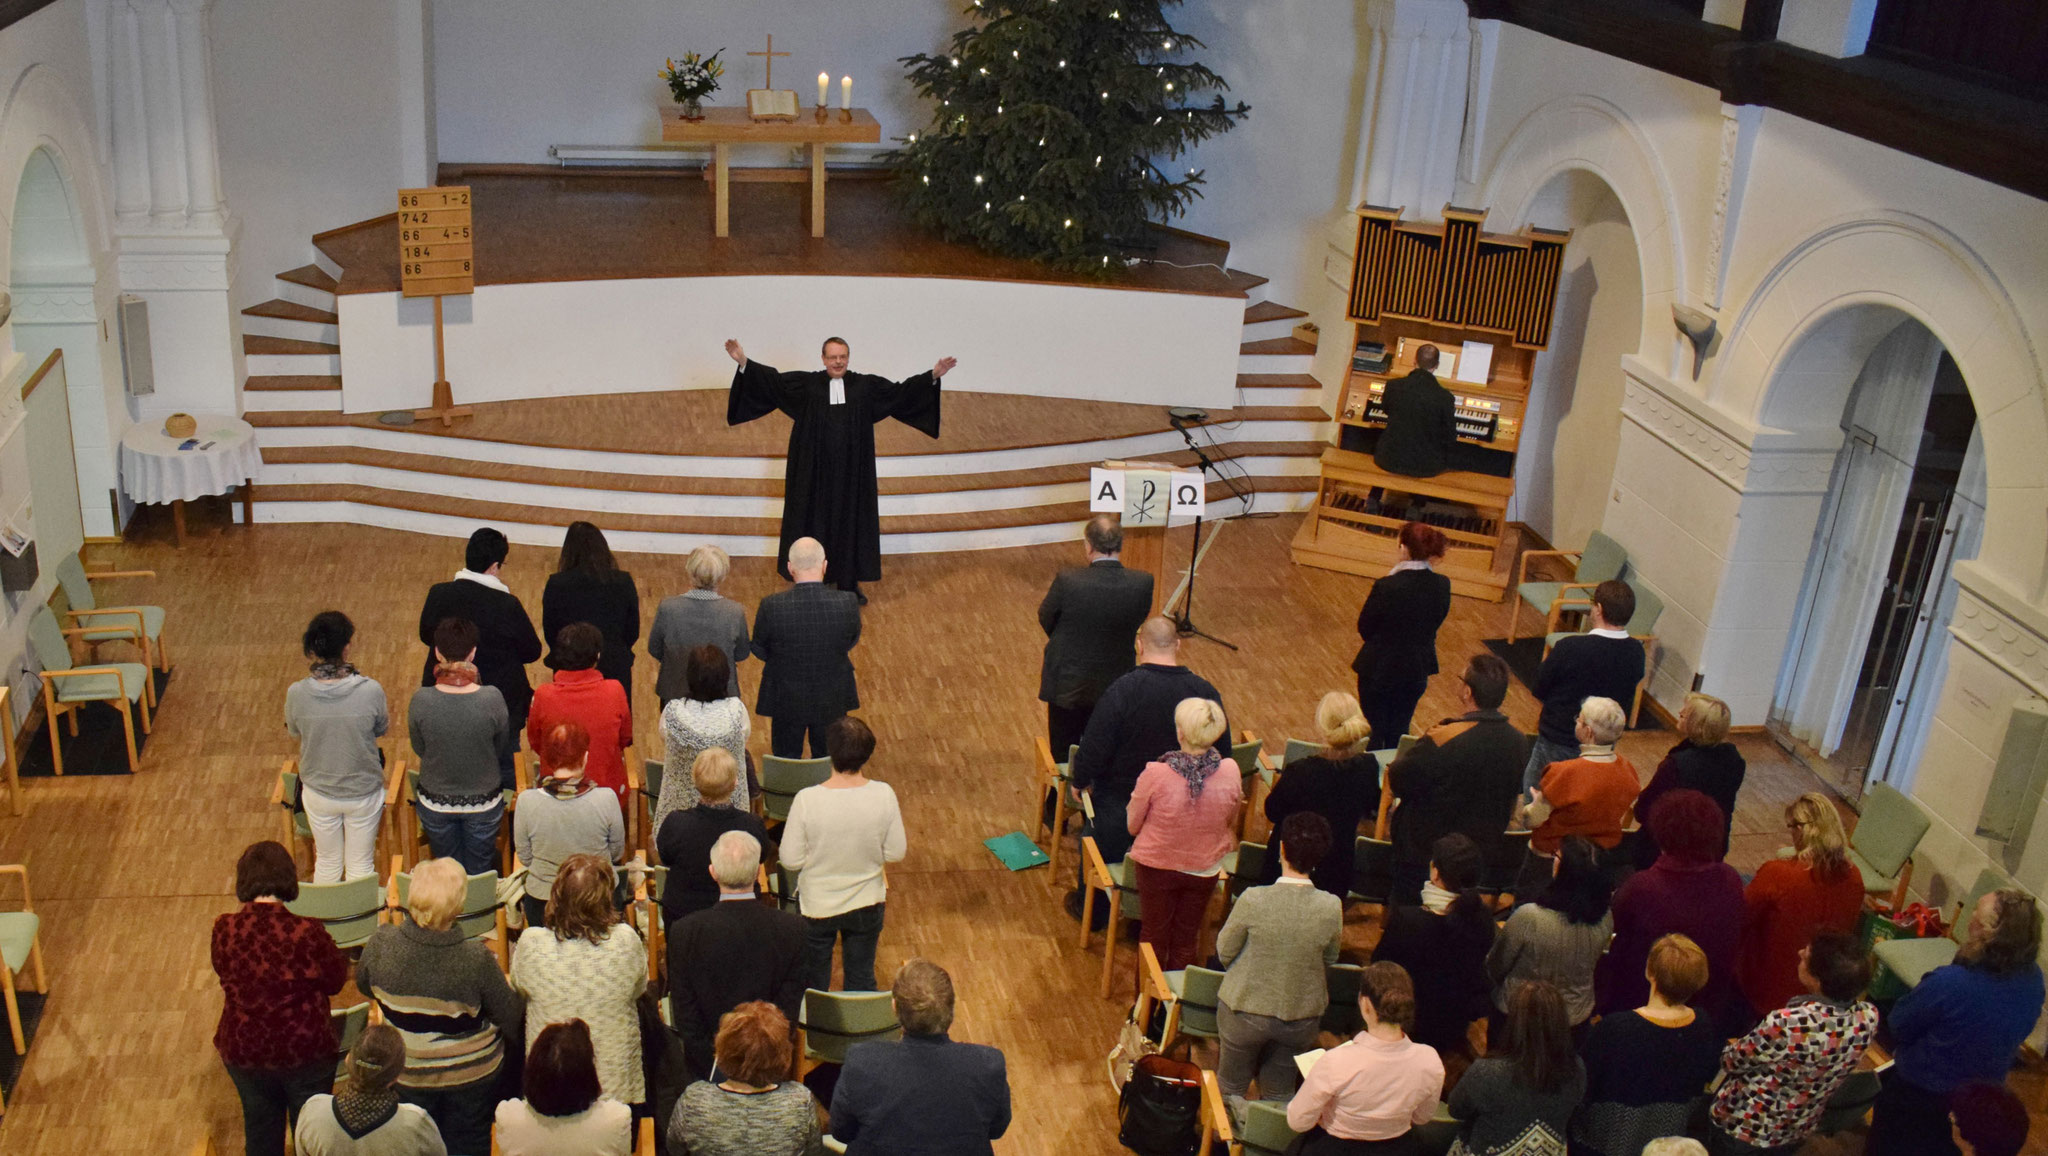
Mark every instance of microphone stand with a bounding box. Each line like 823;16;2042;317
1168;419;1238;651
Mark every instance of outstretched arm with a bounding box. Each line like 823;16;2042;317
933;356;957;379
725;338;746;367
727;342;804;425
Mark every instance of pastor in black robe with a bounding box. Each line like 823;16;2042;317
727;359;942;588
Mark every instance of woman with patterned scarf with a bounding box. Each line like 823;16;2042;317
513;721;625;930
285;611;390;883
293;1023;447;1155
1126;697;1243;970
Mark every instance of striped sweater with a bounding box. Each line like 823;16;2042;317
355;918;524;1090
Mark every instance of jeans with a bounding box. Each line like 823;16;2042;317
301;787;384;883
224;1059;336;1156
770;715;838;759
1522;736;1579;794
400;1077;500;1156
1133;861;1215;971
1216;1001;1319;1101
803;901;886;993
415;799;504;877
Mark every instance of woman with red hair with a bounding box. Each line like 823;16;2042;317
1595;789;1747;1032
1350;521;1452;751
513;721;626;929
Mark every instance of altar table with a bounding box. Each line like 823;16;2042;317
659;106;883;239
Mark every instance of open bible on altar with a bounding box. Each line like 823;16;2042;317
747;89;800;120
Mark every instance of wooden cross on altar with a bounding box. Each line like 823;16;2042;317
747;34;791;89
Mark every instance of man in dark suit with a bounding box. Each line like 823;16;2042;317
1384;654;1528;903
752;536;862;758
830;958;1010;1155
1524;578;1645;791
665;829;807;1078
1037;514;1156;758
417;527;543;781
1351;521;1454;750
1373;343;1458;478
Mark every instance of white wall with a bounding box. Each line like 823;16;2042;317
336;273;1245;413
211;0;407;307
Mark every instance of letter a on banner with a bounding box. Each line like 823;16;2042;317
1089;468;1124;512
1169;471;1205;517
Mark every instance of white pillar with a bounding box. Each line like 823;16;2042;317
394;0;437;188
1351;0;1471;219
169;0;223;230
107;0;152;224
131;0;187;226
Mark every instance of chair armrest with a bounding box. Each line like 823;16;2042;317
384;758;407;807
514;751;533;794
1514;548;1580;589
632;852;651;904
63;607;148;629
1139;941;1174;1005
1201;1068;1234;1149
1034;735;1059;783
387;854;404;912
634;1117;654;1156
84;568;158;580
626;759;643;794
270;759;294;807
0;864;32;911
42;666;133;696
1082;836;1113;890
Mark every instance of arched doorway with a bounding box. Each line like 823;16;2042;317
1511;169;1643;549
1765;309;1980;798
8;146;118;537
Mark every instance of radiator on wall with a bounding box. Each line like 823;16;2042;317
117;294;153;397
1976;696;2048;849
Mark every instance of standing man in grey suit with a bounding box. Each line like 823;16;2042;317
752;536;862;758
1038;514;1156;758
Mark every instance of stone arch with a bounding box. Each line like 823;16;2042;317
0;63;111;271
1472;94;1688;375
1720;212;2045;596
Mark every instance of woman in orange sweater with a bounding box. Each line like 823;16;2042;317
1736;792;1864;1014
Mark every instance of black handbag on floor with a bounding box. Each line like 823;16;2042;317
1117;1052;1204;1155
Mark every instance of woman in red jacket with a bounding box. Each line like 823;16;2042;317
1736;792;1864;1015
527;621;632;803
212;841;349;1156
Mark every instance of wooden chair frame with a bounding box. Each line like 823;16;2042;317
1200;1068;1231;1156
631;852;664;988
1542;592;1659;726
0;865;47;1057
1031;736;1079;885
270;759;313;868
1080;835;1136;999
386;854;511;972
626;759;646;858
39;662;149;775
389;754;530;873
1507;546;1590;643
1137;941;1187;1053
64;562;171;673
0;688;22;817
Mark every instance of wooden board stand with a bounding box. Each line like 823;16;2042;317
1290;204;1571;599
397;186;476;426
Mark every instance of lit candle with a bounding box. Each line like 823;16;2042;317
817;72;829;107
841;75;852;110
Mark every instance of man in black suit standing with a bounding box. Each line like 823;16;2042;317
1373;343;1458;478
830;958;1010;1155
1351;521;1454;750
1037;514;1156;758
1384;654;1528;903
665;830;807;1078
752;536;862;758
417;527;543;781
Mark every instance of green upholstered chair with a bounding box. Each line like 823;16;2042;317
1282;738;1321;767
53;552;169;674
1509;529;1627;642
1346;835;1397;913
287;875;384;952
1846;783;1932;910
1544;583;1666;725
1031;740;1083;882
798;989;900;1074
272;761;315;865
0;865;47;1056
329;1002;371;1075
1163;964;1225;1050
1081;836;1146;998
1871;867;2014;994
390;862;509;969
760;754;832;824
1238;1101;1304;1156
1322;962;1365;1036
1226;841;1267;902
28;605;150;775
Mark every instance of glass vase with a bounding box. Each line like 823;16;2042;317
681;96;704;121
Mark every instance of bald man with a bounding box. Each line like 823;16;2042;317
1068;617;1229;872
752;536;863;758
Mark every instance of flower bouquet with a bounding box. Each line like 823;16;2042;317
661;50;724;119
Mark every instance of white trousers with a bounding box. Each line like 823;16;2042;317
301;787;383;882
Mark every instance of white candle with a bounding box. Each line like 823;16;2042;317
841;75;852;110
817;72;829;107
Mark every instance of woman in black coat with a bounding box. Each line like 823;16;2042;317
1350;521;1453;751
542;521;642;711
1631;692;1745;866
1261;692;1380;898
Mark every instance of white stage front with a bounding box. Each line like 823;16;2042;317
333;273;1247;414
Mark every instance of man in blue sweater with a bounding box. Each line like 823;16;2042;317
830;958;1010;1154
1868;888;2046;1156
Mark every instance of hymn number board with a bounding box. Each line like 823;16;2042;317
397;186;474;298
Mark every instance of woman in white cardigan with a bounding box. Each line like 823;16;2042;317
511;855;648;1107
779;717;906;994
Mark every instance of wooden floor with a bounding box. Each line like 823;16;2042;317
0;508;2035;1155
319;170;1250;298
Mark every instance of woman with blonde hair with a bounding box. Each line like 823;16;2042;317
1260;691;1379;897
1633;693;1745;864
294;1023;447;1155
512;854;648;1108
1735;792;1863;1014
1126;697;1243;970
355;857;523;1156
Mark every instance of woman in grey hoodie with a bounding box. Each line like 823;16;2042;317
285;611;390;882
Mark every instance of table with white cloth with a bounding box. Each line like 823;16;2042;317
118;416;262;546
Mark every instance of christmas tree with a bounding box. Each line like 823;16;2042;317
889;0;1249;273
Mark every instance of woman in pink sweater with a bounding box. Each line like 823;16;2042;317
1127;697;1243;969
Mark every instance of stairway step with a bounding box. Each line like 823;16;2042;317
247;410;346;427
246;375;344;392
1237;373;1322;389
1224;268;1269;303
242;299;339;325
277;264;339;292
1241;336;1317;357
245;335;341;356
1244;301;1308;325
1223;405;1331;422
